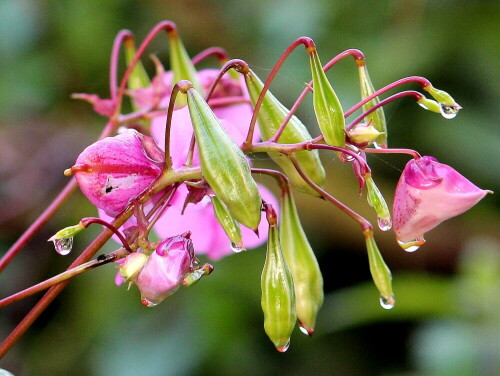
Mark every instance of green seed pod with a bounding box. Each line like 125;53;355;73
364;173;392;232
244;69;326;196
364;232;395;309
124;38;151;92
210;195;244;251
261;222;296;352
417;97;441;113
357;62;387;147
309;49;345;147
186;88;262;230
169;30;202;106
279;189;323;336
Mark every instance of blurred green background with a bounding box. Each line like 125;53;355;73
0;0;499;375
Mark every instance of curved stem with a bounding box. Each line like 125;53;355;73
244;37;316;148
251;168;290;193
364;148;421;159
191;47;230;66
109;30;134;101
346;90;424;131
113;21;177;121
80;217;132;253
164;83;182;169
289;156;373;232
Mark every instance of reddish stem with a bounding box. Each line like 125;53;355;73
109;30;134;100
364;148;421;159
113;21;177;120
251;168;290;194
244;37;316;148
164;82;183;169
80;217;132;252
289;156;373;233
346;90;425;131
191;47;230;66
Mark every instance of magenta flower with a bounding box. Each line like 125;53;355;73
69;129;164;217
136;233;196;306
393;156;491;246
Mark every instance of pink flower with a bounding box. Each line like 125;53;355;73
135;233;196;306
70;129;165;216
393;156;491;244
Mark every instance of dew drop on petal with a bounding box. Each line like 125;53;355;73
397;237;426;252
276;341;290;353
377;217;392;231
141;297;159;307
379;294;395;310
439;104;459;119
53;237;73;255
230;242;246;253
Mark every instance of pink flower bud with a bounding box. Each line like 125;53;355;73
70;129;164;216
136;233;196;306
393;156;491;246
72;93;116;117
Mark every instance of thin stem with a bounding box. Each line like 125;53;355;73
346;90;424;131
244;37;316;148
109;30;134;101
191;47;229;66
164;83;182;169
364;148;421;159
345;76;432;118
270;49;365;143
146;184;179;232
289;156;373;232
80;217;132;253
0;250;126;308
0;120;117;273
251;168;290;193
114;21;177;121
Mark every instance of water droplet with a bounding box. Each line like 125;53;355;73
230;242;246;253
52;237;73;255
397;237;426;252
276;341;290;352
141;297;159;307
439;104;460;119
379;295;395;310
377;217;392;231
299;324;314;336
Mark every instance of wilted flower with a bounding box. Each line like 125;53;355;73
393;156;491;247
136;233;196;306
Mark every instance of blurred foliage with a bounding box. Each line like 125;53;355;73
0;0;499;375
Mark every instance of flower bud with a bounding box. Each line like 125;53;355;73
347;123;384;147
48;222;86;256
393;156;491;250
423;85;462;119
309;49;345;147
244;69;326;196
364;173;392;231
71;94;116;117
357;62;387;147
68;129;164;216
119;252;148;284
279;190;323;335
417;97;441;114
210;195;244;252
364;232;395;309
186;87;262;230
261;220;296;352
136;233;196;307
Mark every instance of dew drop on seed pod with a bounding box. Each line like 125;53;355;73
299;325;314;336
141;297;159;307
230;242;246;253
53;237;73;255
397;237;426;252
439;104;459;119
379;295;395;310
377;217;392;231
276;341;290;353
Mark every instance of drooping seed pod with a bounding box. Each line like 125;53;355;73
309;49;345;148
244;69;326;196
279;189;323;336
261;211;296;352
210;195;244;252
186;87;262;230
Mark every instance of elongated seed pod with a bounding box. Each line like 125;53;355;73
261;222;296;352
280;190;323;335
245;70;325;196
309;49;345;147
186;88;262;230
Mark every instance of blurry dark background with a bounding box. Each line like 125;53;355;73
0;1;498;375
